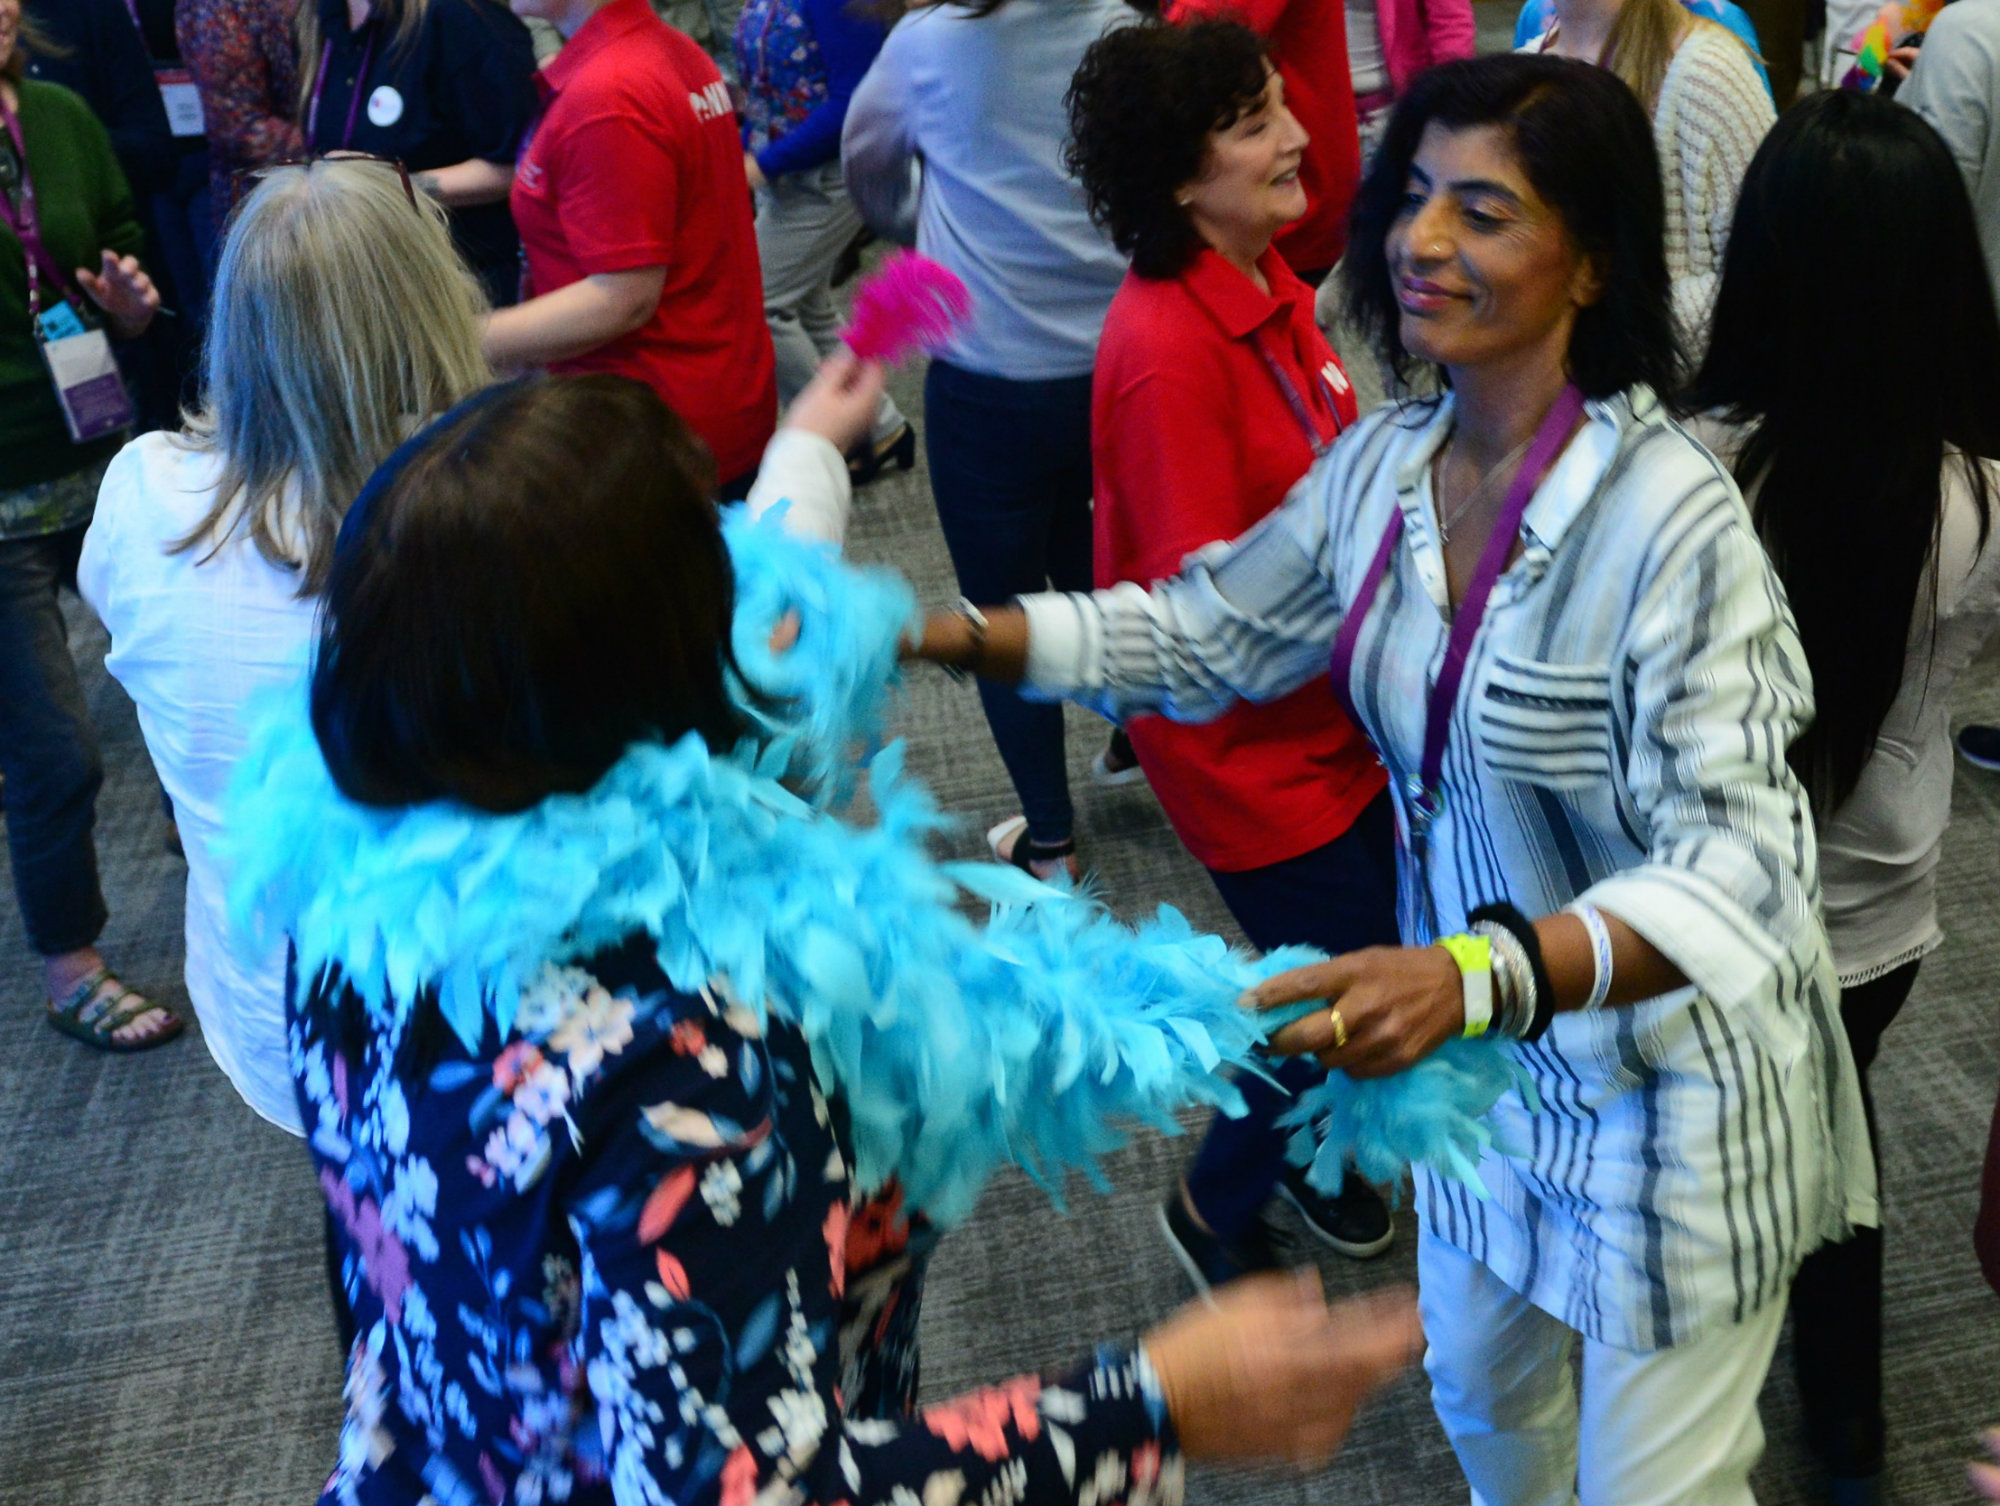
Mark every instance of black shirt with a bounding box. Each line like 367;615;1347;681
22;0;177;195
307;0;539;296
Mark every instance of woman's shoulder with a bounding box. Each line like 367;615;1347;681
95;431;229;538
17;77;113;147
508;946;788;1155
1665;22;1771;111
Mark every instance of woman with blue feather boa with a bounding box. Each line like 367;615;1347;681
224;366;1423;1506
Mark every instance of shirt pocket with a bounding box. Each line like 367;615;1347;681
1476;651;1616;791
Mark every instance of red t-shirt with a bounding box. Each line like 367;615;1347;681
1093;247;1384;872
1164;0;1361;277
512;0;777;482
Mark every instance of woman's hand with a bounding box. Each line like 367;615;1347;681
1143;1269;1422;1464
745;151;767;190
1248;946;1464;1078
781;347;886;455
75;251;160;339
1973;1427;2000;1502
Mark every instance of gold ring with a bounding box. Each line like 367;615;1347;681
1327;1007;1349;1051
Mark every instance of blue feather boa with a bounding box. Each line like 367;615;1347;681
224;507;1525;1224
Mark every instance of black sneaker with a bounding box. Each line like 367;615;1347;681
1274;1164;1395;1259
1958;724;2000;770
1157;1195;1282;1293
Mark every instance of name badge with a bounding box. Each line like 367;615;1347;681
39;314;136;444
155;67;206;138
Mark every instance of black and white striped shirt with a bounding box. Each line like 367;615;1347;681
1020;386;1875;1350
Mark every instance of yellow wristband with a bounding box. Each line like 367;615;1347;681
1438;933;1494;1038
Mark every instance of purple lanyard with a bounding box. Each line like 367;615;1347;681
121;0;144;30
1327;383;1586;834
1256;340;1346;459
0;94;73;319
307;29;379;151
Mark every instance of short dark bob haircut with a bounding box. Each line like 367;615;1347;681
1343;53;1679;401
311;373;751;814
1066;20;1272;280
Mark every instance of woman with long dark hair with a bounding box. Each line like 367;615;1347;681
1687;88;2000;1503
912;54;1873;1504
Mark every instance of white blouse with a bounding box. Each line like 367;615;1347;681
78;426;852;1137
1694;419;2000;985
1019;388;1875;1351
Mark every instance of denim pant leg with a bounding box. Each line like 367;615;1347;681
923;360;1094;847
1183;789;1400;1239
0;524;109;957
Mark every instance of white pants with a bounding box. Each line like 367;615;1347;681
755;160;905;447
1418;1228;1786;1506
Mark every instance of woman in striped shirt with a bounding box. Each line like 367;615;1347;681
912;54;1872;1506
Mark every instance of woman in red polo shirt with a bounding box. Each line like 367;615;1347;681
1160;0;1361;282
489;0;777;494
1065;20;1398;1286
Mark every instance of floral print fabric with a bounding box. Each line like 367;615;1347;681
298;932;1181;1506
733;0;826;157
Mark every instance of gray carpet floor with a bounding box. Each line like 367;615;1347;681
6;38;1999;1500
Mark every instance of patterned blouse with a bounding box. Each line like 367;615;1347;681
297;932;1181;1506
175;0;305;235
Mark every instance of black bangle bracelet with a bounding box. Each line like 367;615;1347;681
1468;901;1556;1042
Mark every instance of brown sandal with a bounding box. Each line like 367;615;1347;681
46;966;185;1053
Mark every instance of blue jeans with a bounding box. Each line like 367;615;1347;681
0;523;108;957
1184;789;1400;1239
923;360;1094;847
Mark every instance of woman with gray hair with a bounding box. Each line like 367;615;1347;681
77;156;491;1128
79;154;889;1131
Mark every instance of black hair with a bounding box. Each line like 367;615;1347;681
1342;53;1678;401
1688;90;2000;814
1065;20;1273;279
310;373;753;815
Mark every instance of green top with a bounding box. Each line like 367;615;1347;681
0;78;144;501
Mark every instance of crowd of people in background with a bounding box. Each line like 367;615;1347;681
7;0;2000;1502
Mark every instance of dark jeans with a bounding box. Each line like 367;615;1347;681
1789;958;1921;1480
0;524;108;957
1185;789;1401;1240
923;360;1094;847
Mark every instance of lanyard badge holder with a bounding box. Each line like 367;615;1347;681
0;101;135;445
1326;384;1587;894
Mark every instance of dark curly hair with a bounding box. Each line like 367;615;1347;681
1065;20;1272;281
1342;53;1679;401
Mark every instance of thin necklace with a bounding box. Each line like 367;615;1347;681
1435;431;1535;545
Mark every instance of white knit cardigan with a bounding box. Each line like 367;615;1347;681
1652;24;1774;348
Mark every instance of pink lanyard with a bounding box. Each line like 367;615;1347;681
0;94;73;321
1326;384;1586;843
1256;340;1346;458
306;29;379;150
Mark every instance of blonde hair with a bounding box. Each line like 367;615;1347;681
1604;0;1743;112
295;0;434;122
178;159;491;596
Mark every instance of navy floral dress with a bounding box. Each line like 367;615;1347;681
296;934;1182;1506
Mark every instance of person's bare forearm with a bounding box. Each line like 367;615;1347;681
482;267;665;370
909;605;1031;684
413;157;514;207
1535;910;1688;1012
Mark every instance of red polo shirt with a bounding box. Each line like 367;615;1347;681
1093;246;1383;872
1164;0;1361;277
512;0;776;482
